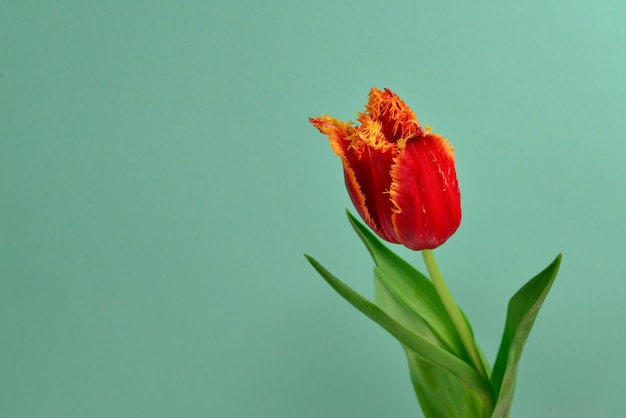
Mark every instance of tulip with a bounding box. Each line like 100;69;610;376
307;88;561;418
309;87;461;250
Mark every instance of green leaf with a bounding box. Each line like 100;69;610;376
375;269;490;418
373;267;442;351
304;254;494;411
406;350;490;418
490;254;562;418
346;211;466;360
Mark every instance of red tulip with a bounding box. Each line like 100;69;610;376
310;88;461;250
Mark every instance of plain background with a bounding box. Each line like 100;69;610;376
2;1;625;417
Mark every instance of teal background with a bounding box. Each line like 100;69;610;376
2;1;625;417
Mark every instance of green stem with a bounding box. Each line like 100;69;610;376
421;249;487;380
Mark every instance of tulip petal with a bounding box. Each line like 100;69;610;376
361;88;422;143
346;143;401;244
390;133;461;250
309;116;384;238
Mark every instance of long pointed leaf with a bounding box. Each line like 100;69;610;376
347;211;466;359
406;351;490;418
490;254;562;418
373;267;442;347
305;255;492;406
374;269;491;417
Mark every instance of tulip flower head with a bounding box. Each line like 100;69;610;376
310;88;461;250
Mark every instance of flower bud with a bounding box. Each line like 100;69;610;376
310;88;461;250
